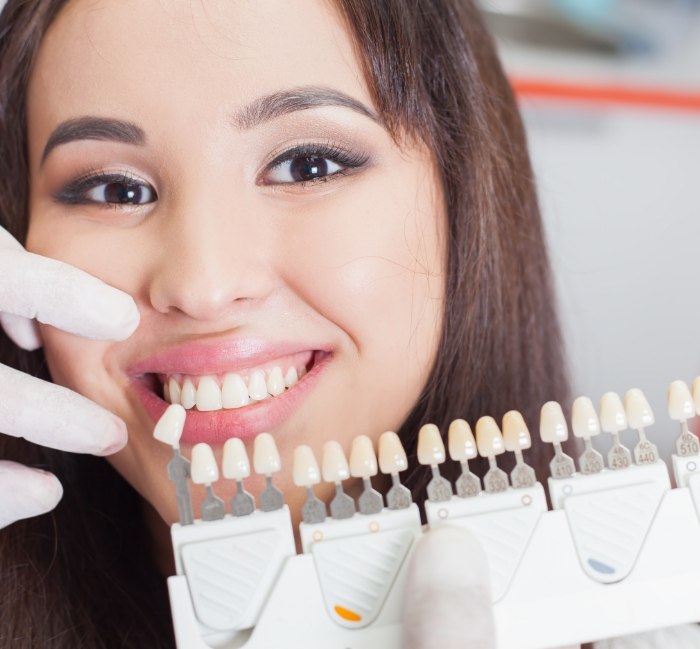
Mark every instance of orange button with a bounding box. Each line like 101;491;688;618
334;605;362;622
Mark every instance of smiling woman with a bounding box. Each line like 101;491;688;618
0;0;567;647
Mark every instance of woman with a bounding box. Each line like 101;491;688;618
0;0;568;646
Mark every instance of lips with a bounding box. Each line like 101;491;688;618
127;340;330;445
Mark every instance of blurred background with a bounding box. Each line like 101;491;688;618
478;0;700;462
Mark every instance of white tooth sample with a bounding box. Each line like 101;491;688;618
221;373;249;408
293;445;321;487
693;376;700;414
195;375;222;412
284;367;298;388
599;392;627;433
266;366;285;397
253;432;281;475
222;437;250;480
571;396;601;438
476;416;505;456
168;377;181;406
417;423;446;465
502;410;531;451
668;380;695;421
539;402;569;443
180;377;196;410
153;404;186;447
624;388;655;429
349;435;378;478
191;443;219;485
163;380;170;403
378;431;408;474
448;419;477;461
248;369;269;401
322;441;351;482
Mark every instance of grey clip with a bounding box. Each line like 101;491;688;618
550;443;576;479
260;475;285;512
231;480;255;517
386;473;412;509
168;449;194;526
302;487;327;524
607;434;631;470
579;440;604;474
427;466;453;502
330;483;356;520
358;477;383;515
201;485;225;521
455;461;481;497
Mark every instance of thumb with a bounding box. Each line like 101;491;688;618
402;526;496;649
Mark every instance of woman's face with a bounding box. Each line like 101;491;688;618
25;0;445;535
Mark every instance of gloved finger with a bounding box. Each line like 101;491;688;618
0;230;139;341
0;363;127;456
403;526;496;649
0;460;63;529
0;312;42;351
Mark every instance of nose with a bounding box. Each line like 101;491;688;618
147;195;276;322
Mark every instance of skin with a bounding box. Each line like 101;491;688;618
25;0;445;566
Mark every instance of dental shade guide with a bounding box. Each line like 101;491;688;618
156;378;700;649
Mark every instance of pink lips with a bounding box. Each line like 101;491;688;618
127;339;329;445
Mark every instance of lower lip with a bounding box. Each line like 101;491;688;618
132;354;329;445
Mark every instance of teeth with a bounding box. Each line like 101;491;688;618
293;445;321;487
476;416;505;457
222;373;249;408
267;367;285;396
322;440;351;482
448;419;477;461
539;402;569;443
378;431;408;474
181;377;196;409
248;370;268;401
624;388;655;429
284;367;298;388
599;392;627;433
163;380;170;402
349;435;378;479
668;380;695;421
168;377;181;405
694;377;700;414
222;437;250;480
196;375;222;412
417;423;446;466
253;432;282;475
502;410;531;451
571;396;601;438
153;403;186;446
191;442;219;484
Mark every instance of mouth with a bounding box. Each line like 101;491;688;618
129;346;330;445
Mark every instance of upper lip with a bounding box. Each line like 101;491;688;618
126;336;328;377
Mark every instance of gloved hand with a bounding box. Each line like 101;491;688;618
0;226;139;529
402;526;497;649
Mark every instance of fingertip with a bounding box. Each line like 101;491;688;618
93;416;129;456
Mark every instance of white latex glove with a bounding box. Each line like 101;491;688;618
0;227;139;529
402;526;497;649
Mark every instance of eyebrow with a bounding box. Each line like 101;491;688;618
40;87;378;164
233;86;379;130
41;117;145;165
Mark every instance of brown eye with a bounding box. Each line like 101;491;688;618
265;154;343;184
86;181;156;204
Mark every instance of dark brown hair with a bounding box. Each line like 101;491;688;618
0;0;568;646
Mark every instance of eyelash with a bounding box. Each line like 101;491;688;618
52;142;370;207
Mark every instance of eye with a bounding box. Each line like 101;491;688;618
85;180;156;205
260;144;370;186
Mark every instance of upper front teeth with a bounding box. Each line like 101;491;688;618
163;366;302;411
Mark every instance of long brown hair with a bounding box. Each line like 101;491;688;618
0;1;568;647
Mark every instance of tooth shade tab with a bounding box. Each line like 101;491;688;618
196;375;222;412
599;392;628;433
624;388;655;429
448;419;477;461
253;433;282;475
668;380;695;421
191;443;219;485
571;396;601;439
693;376;700;414
378;431;408;474
539;402;569;443
502;411;531;451
222;438;251;480
476;416;505;457
153;404;186;447
322;441;351;483
349;435;379;478
293;445;321;487
417;424;446;465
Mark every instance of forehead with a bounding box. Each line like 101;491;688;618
27;0;369;139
